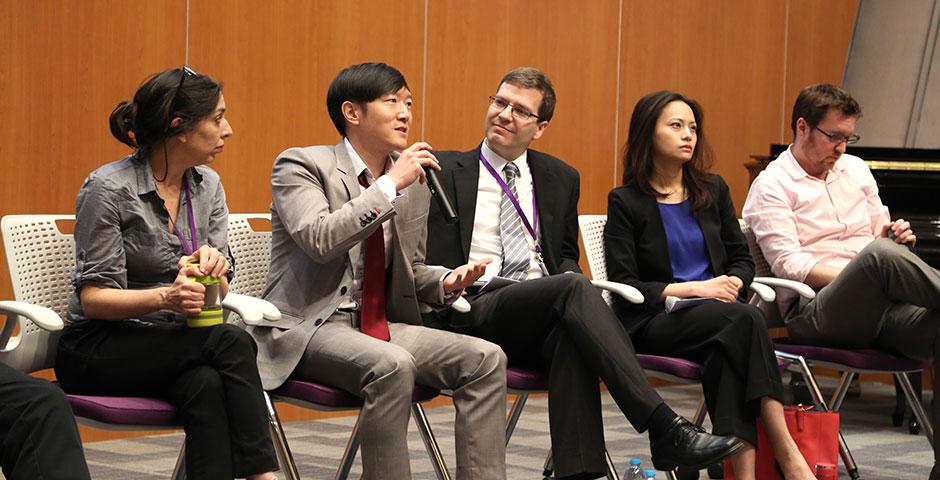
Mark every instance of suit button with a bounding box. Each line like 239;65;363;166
340;286;348;295
314;318;323;326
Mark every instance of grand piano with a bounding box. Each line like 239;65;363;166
747;145;940;268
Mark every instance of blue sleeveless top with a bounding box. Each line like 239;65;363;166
657;199;713;282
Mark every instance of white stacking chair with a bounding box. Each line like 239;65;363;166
0;214;285;480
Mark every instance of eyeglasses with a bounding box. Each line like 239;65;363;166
166;65;199;130
488;96;539;121
813;125;860;145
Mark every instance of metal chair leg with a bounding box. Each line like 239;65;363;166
542;448;553;479
896;372;934;445
334;413;362;480
412;402;452;480
171;441;187;480
828;371;854;411
264;393;301;480
776;351;860;479
691;395;707;426
604;449;621;480
505;392;529;445
663;469;679;480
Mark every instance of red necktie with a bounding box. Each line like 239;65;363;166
358;173;390;341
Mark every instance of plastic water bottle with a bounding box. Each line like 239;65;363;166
626;458;643;479
643;469;657;479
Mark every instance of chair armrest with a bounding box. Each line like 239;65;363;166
590;280;644;304
753;277;816;300
451;297;471;313
748;282;776;303
222;293;282;325
0;300;63;331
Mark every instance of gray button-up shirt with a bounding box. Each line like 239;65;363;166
67;153;234;327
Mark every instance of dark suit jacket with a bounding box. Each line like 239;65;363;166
424;145;581;327
604;174;754;332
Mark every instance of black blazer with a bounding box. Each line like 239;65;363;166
423;145;581;329
426;145;581;274
604;174;754;332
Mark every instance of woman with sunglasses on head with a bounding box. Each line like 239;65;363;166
54;67;279;480
604;91;815;480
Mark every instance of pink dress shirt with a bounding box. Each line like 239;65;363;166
742;145;891;283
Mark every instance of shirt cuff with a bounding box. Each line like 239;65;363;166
375;176;399;203
439;269;462;305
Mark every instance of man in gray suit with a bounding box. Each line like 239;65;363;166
247;62;507;480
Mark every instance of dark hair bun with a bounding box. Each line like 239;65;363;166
109;100;139;148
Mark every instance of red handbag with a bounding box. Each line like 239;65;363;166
724;405;840;479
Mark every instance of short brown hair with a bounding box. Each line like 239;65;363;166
497;67;556;122
791;83;861;134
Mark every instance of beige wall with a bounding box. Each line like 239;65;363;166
843;0;940;148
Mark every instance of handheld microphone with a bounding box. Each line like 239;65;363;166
391;151;458;224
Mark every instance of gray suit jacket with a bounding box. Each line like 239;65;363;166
248;141;450;389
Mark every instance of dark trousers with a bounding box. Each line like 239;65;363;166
461;274;664;479
55;321;278;480
0;363;90;480
631;302;784;447
787;238;940;463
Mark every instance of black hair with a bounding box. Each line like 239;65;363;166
621;90;714;210
109;67;223;154
326;62;409;136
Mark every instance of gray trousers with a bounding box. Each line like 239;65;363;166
787;238;940;461
294;312;507;480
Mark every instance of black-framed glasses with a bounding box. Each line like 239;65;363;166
166;65;199;130
488;96;539;121
813;125;860;145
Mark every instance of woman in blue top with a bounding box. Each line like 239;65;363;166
54;68;279;480
605;91;814;480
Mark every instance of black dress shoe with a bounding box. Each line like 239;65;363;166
649;417;745;471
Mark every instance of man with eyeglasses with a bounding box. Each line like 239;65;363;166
743;83;940;478
424;67;743;479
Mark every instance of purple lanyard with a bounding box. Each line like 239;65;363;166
172;178;199;256
479;152;541;254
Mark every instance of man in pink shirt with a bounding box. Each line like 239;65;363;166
743;83;940;477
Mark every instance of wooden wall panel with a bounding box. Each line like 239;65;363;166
0;0;185;299
187;0;426;214
423;0;621;216
783;0;859;143
618;0;787;212
1;0;863;443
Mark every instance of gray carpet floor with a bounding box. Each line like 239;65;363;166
57;378;938;479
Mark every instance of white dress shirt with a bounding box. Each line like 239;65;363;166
469;140;544;280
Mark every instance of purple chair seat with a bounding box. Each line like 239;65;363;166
506;366;548;391
67;394;179;426
637;354;702;381
272;379;440;408
774;343;931;372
